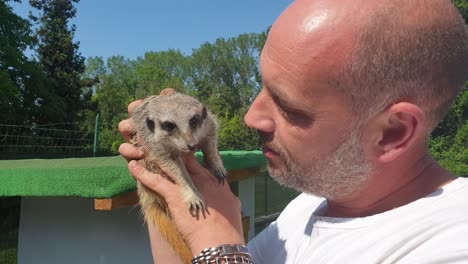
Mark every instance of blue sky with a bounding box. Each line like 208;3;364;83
11;0;292;60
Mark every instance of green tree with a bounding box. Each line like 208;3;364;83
187;33;266;150
189;34;261;116
218;113;259;151
430;84;468;176
428;1;468;176
134;49;189;98
0;0;31;124
0;0;53;125
90;56;137;153
83;32;269;153
453;0;468;23
29;0;85;124
79;56;105;133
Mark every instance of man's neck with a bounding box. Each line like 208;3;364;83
323;153;457;218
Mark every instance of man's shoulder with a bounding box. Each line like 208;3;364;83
433;176;468;206
400;178;468;261
275;193;325;224
428;177;468;217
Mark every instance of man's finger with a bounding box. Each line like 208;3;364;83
128;100;143;114
181;154;204;174
179;154;221;186
119;143;143;161
118;119;135;141
128;160;174;196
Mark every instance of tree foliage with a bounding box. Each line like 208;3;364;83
81;31;268;153
0;0;53;125
430;84;468;176
453;0;468;23
29;0;85;123
189;34;262;116
429;3;468;176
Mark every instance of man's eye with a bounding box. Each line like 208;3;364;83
278;107;289;119
276;103;293;119
277;104;313;127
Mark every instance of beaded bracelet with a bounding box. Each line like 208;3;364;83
191;244;254;264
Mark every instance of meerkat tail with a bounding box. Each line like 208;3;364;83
144;205;192;264
138;182;192;263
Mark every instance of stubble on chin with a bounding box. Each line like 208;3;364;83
261;129;371;200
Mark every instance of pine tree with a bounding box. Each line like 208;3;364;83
0;0;52;125
30;0;85;123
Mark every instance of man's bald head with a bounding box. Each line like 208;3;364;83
267;0;468;131
263;0;361;89
338;0;468;130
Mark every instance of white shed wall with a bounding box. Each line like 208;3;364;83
18;197;153;264
17;178;256;264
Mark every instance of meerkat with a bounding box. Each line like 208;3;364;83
131;88;227;263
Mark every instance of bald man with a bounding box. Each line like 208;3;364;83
119;0;468;263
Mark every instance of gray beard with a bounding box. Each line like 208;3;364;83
266;128;371;200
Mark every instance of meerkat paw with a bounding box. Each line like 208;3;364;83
185;191;206;216
211;166;228;184
189;200;206;217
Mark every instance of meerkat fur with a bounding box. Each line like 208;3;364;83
130;88;227;263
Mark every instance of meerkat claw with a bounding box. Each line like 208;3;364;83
211;167;228;184
189;200;206;217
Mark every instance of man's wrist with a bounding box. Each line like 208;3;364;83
191;244;253;264
189;231;245;256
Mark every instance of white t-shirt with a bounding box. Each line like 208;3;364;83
248;177;468;263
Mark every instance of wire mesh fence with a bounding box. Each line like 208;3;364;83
254;172;300;234
0;124;96;159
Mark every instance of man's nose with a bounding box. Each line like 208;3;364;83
244;89;275;133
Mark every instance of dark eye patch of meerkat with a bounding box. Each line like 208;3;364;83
189;115;201;129
160;121;176;132
146;117;155;132
189;106;208;130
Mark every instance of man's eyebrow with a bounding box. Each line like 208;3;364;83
264;82;300;110
264;82;315;127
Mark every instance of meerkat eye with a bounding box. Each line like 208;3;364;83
146;117;155;132
160;121;176;132
189;116;199;129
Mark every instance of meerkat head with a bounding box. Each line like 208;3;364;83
133;93;213;154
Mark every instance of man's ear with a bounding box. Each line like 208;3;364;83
369;102;426;163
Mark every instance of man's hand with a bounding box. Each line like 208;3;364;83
118;99;245;256
118;100;144;161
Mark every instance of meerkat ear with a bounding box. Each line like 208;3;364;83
159;88;176;96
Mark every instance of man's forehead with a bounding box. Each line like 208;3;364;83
263;0;360;75
259;38;344;101
272;0;362;37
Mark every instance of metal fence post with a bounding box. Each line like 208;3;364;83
93;114;100;157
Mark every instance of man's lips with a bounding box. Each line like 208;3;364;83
262;145;278;159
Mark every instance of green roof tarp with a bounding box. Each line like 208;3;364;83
0;151;265;198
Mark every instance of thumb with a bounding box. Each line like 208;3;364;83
181;153;205;174
128;160;174;197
